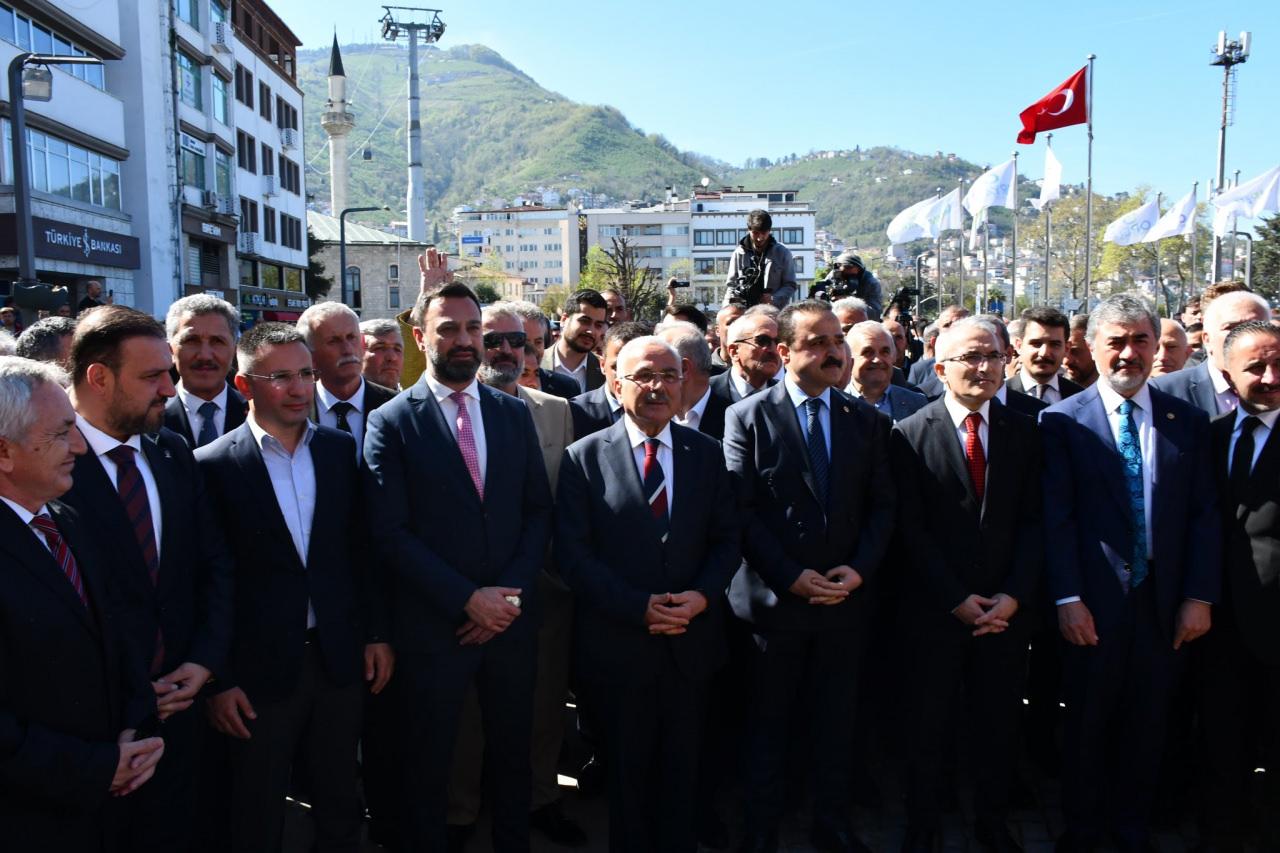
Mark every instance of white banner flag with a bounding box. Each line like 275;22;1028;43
963;159;1017;217
1103;199;1160;246
1212;165;1280;236
887;195;942;245
1143;189;1197;242
1030;147;1062;211
930;187;965;233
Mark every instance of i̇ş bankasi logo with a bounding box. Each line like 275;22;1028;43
41;225;125;257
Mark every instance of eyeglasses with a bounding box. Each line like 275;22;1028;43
483;331;528;350
243;368;320;388
621;370;683;387
942;352;1007;368
732;334;780;349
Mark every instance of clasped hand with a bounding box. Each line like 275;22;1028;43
790;566;862;605
457;587;523;646
645;591;708;635
952;593;1018;636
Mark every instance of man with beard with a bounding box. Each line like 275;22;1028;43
844;321;926;423
506;301;580;400
723;209;797;308
1150;319;1190;379
162;294;247;448
556;336;740;853
1007;307;1083;404
361;318;406;391
447;304;586;848
543;289;608;394
364;283;552;852
708;311;781;407
297;303;396;460
61;305;234;853
725;300;895;853
602;288;630;325
1041;295;1219;852
1064;314;1099;388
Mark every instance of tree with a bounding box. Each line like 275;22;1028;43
541;286;569;317
304;226;334;301
474;282;501;304
599;237;664;321
1253;214;1280;301
578;246;615;292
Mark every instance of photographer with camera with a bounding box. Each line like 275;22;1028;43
811;250;884;319
723;209;798;309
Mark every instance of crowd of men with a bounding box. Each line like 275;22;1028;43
1;240;1278;853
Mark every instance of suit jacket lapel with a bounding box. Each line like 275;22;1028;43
410;380;483;509
602;422;662;542
0;502;98;636
140;435;179;592
478;388;503;500
924;402;979;510
227;427;305;572
983;402;1013;520
826;394;858;514
666;428;697;549
1149;393;1182;529
165;397;195;445
305;431;337;571
768;383;820;505
1077;389;1130;511
225;387;248;432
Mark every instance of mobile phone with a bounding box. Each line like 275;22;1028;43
672;280;690;288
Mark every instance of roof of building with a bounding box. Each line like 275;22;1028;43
328;34;345;77
307;211;430;246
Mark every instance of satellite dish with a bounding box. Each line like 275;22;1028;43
700;177;710;188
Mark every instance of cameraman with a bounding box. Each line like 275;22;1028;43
811;250;883;319
723;209;797;308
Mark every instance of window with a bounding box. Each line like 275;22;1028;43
598;225;621;238
215;150;232;198
779;227;803;244
280;215;303;250
345;267;361;309
277;156;300;194
794;257;805;274
31;21;50;54
664;224;689;236
714;258;730;275
212;75;229;124
276;100;299;131
179;134;205;189
177;52;202;110
716;229;738;246
234;65;253;108
693;229;714;246
2;121;121;210
262;206;276;243
174;0;199;30
694;258;716;275
239;197;258;233
388;264;399;280
260;263;280;290
210;1;227;25
260;143;273;176
389;286;400;309
283;268;302;292
258;82;271;120
236;131;256;173
239;258;255;287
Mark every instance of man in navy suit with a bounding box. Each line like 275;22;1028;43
62;305;234;853
1151;290;1270;416
0;356;164;852
556;336;740;852
364;282;553;852
844;321;927;423
196;324;392;852
1040;294;1220;852
162;294;247;448
725;300;896;853
569;321;651;440
1007;307;1085;405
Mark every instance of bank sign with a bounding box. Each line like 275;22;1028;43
0;215;141;269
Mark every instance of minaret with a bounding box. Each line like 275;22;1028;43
320;35;355;216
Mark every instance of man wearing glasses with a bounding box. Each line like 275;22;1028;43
197;323;390;851
708;310;782;409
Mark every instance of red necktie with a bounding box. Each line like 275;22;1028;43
642;439;669;543
964;412;986;504
106;445;165;673
30;513;89;608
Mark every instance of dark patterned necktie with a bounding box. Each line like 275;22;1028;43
196;401;219;447
30;513;88;608
805;397;829;507
331;401;355;433
1117;400;1148;589
106;445;165;671
642;439;669;543
1231;415;1261;497
964;412;986;504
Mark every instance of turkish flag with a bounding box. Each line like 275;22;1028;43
1016;66;1088;144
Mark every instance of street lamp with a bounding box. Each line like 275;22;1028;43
1210;29;1251;281
8;52;104;311
339;205;389;308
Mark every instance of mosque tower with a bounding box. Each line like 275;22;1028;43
320;35;355;215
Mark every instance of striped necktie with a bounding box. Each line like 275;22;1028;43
642;438;669;543
30;513;88;608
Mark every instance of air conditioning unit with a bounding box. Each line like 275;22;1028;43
217;195;236;216
262;174;277;196
280;127;297;150
237;233;257;255
212;22;231;53
202;189;220;209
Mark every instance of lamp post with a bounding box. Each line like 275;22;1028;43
339;205;389;307
7;52;103;310
1210;30;1251;281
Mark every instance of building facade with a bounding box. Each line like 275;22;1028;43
308;210;427;321
688;189;815;307
453;204;577;303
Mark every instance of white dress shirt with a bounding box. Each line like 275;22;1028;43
730;367;766;400
624;416;675;514
76;415;163;554
551;346;589;393
177;381;228;439
784;378;832;458
1019;368;1064;404
0;496;50;552
247;415;317;629
425;375;488;484
943;396;990;456
1229;406;1280;473
316;377;369;456
676;386;712;431
1208;362;1240;414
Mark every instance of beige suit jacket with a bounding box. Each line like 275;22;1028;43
516;383;574;493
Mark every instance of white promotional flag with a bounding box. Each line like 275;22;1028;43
887;195;941;244
1213;166;1280;235
1102;199;1160;246
963;159;1017;216
968;208;987;251
1030;147;1062;211
1143;189;1197;242
930;187;965;232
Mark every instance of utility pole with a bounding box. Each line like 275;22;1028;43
1210;29;1251;282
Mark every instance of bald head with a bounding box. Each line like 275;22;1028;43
1204;290;1271;371
1150;318;1190;378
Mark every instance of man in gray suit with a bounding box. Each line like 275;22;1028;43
707;311;781;407
1152;290;1270;416
844;321;926;423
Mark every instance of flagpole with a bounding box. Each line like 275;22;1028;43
1044;133;1053;307
1083;53;1096;307
982;210;990;311
958;177;966;309
1189;181;1198;302
935;187;942;305
1155;191;1163;308
1011;150;1019;314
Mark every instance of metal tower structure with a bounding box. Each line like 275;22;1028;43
1209;29;1251;282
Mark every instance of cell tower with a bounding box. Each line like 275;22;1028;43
380;6;446;243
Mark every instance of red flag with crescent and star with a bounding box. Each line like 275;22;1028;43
1016;66;1088;144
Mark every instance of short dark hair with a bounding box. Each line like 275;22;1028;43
1019;306;1070;337
237;322;306;374
16;316;76;362
1069;313;1090;333
746;209;772;232
1184;295;1202;310
604;320;653;350
562;288;608;319
70;305;166;386
410;282;482;329
1185;322;1204;334
1223;320;1280;362
668;303;708;332
777;300;833;346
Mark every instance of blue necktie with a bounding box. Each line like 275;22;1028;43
1117;399;1148;588
805;397;829;507
196;401;219;447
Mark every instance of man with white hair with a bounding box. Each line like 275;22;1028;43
556;336;740;853
162;294;247;447
657;321;730;441
360;318;405;391
845;321;926;423
296;302;395;457
1152;289;1272;415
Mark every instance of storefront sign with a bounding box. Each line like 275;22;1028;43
0;214;141;269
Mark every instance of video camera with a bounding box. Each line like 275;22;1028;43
889;286;919;328
726;260;766;307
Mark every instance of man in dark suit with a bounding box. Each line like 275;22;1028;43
0;356;164;852
162;294;247;447
542;289;608;394
1041;295;1220;852
1152;290;1270;416
196;323;391;852
844;320;927;423
61;305;234;853
296;302;396;459
1006;307;1084;404
658;321;730;441
985;317;1049;422
570;321;651;440
1197;321;1280;852
1064;314;1099;388
892;318;1042;853
556;336;740;852
708;310;781;408
725;300;896;853
364;282;553;852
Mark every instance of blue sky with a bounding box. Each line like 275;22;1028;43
274;0;1279;201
